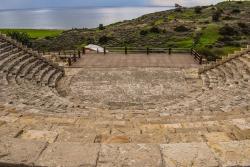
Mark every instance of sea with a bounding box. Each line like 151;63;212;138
0;0;223;29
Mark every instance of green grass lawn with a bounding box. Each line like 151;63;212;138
0;29;63;39
198;24;221;47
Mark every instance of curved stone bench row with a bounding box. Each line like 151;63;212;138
0;36;65;92
201;52;250;89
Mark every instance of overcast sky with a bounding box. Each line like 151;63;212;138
0;0;223;10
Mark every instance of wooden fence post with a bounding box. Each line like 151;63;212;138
78;50;81;58
169;48;172;55
125;46;128;55
104;47;106;55
82;47;86;55
199;55;203;65
68;57;72;66
73;53;77;62
147;47;149;55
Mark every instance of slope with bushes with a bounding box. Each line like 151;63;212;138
11;1;250;60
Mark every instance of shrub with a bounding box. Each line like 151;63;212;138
212;10;222;22
219;25;238;36
223;15;234;20
194;6;202;14
140;29;148;36
6;31;31;46
231;8;240;14
98;24;105;30
174;25;190;32
218;36;234;42
197;47;220;61
149;26;161;33
238;22;247;28
98;35;109;44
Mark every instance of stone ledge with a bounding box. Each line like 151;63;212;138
0;137;47;166
0;138;250;167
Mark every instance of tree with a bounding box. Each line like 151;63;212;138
219;25;238;36
194;6;202;14
98;35;109;44
212;9;222;22
99;24;105;30
174;25;190;32
7;31;31;46
140;30;148;36
150;26;161;33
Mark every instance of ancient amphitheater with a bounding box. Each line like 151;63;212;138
0;33;250;167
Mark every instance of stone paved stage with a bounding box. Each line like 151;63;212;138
71;53;200;68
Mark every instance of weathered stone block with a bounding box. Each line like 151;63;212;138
97;144;162;167
209;140;250;167
0;115;19;123
160;142;218;167
0;137;46;165
204;132;232;143
20;130;58;143
36;142;100;167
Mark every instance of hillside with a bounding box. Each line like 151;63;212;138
19;1;250;60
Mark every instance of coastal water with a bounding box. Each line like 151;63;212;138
0;7;172;29
0;0;223;29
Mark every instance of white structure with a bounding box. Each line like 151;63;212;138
85;44;108;53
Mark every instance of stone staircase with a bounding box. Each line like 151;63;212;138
0;34;249;167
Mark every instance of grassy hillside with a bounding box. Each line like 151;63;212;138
0;29;63;39
3;1;250;60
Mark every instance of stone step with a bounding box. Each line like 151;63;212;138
22;58;41;79
0;135;249;166
16;57;39;84
42;69;57;86
6;54;31;84
0;116;250;166
37;65;54;85
239;55;250;68
0;48;19;61
0;44;13;53
0;51;25;72
0;42;8;48
48;70;61;89
26;61;46;81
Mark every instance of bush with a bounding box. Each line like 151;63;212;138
197;47;220;61
238;22;247;28
223;15;234;20
6;31;31;46
149;26;161;33
231;8;240;14
194;6;202;14
98;24;105;30
98;35;109;44
212;10;222;22
219;25;238;36
174;25;190;32
218;36;234;42
140;29;148;36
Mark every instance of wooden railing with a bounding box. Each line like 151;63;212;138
38;46;206;66
191;48;203;65
105;47;191;55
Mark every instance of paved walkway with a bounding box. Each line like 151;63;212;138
71;53;199;68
